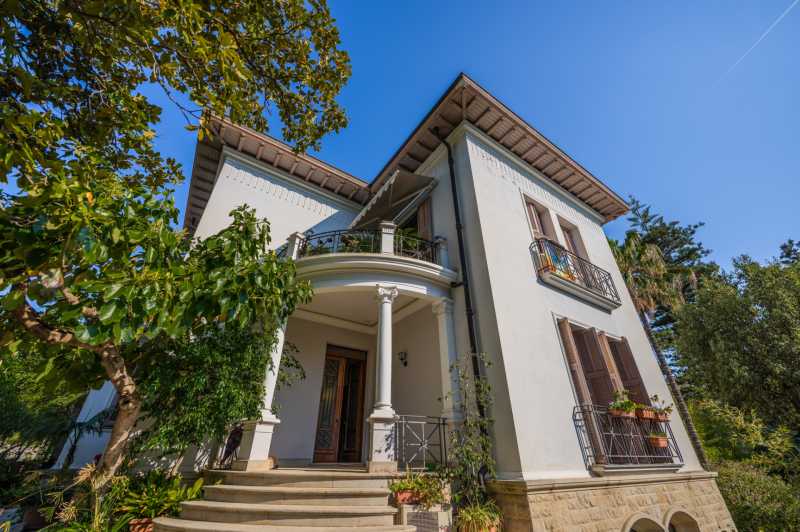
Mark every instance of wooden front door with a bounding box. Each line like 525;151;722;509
313;345;366;463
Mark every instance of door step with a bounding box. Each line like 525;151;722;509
203;485;390;506
206;469;399;488
180;500;398;527
154;517;415;531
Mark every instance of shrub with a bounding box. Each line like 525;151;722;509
119;470;203;519
455;500;502;532
716;461;800;532
389;470;446;510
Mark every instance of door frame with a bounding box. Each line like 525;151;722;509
313;344;367;463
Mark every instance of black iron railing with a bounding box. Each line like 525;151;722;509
396;415;448;471
297;229;381;258
573;404;682;468
533;238;621;304
394;233;437;264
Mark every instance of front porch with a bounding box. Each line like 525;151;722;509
231;226;461;473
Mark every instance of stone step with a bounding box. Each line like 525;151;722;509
203;485;391;506
207;469;398;489
154;517;415;531
180;500;398;527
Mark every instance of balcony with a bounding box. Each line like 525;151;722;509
573;404;683;474
532;238;621;310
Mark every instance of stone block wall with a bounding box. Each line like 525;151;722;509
490;472;736;532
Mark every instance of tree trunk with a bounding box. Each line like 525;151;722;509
638;311;709;470
95;347;141;486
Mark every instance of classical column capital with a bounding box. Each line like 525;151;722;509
375;285;399;304
432;298;454;317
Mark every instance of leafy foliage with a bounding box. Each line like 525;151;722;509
444;353;496;511
780;239;800;265
119;470;202;519
454;500;502;532
389;470;446;510
0;0;344;483
134;326;274;454
715;461;800;532
676;257;800;428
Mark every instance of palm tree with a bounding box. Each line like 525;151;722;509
610;232;709;469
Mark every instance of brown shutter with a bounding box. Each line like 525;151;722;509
417;198;432;240
572;328;615;406
608;337;650;405
594;331;624;393
557;318;593;407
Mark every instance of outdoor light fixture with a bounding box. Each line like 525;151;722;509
398;351;408;367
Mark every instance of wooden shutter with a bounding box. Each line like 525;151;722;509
594;330;624;393
608;337;650;405
527;202;544;235
572;329;615;406
556;318;593;407
417;198;432;240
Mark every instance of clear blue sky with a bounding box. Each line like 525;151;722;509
153;1;798;268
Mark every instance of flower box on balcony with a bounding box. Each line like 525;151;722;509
636;407;656;421
609;408;636;419
647;433;669;449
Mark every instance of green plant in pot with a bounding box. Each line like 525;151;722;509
649;394;673;422
456;500;503;532
389;470;446;510
647;430;669;449
608;390;636;418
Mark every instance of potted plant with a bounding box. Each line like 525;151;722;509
389;470;445;510
635;402;656;421
455;500;502;532
649;394;673;422
608;390;636;418
647;431;669;449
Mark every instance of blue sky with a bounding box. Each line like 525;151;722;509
153;1;798;268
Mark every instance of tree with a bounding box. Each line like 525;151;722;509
676;256;800;429
780;239;800;265
1;0;344;484
609;231;709;468
625;197;717;350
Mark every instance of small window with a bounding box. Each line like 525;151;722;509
558;219;588;259
526;199;555;239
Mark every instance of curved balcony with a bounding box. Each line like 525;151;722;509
531;238;621;310
280;224;457;301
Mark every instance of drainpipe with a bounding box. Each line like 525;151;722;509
433;127;486;417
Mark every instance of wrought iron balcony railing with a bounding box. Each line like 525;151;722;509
573;404;683;469
533;238;621;305
394;233;437;264
297;229;382;258
396;415;448;471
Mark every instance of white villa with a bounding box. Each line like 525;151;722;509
57;74;735;532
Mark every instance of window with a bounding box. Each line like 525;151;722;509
526;199;555;239
557;319;649;407
558;219;587;259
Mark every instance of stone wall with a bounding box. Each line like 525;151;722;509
490;472;736;532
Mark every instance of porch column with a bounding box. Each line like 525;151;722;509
367;284;399;472
233;324;286;471
433;298;462;423
233;233;303;471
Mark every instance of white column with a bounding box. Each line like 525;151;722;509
433;299;462;422
234;323;286;471
379;221;396;254
367;284;399;472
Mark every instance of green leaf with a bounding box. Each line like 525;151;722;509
104;282;124;300
111;226;122;244
99;301;118;324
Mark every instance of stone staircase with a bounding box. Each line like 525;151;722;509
153;467;415;532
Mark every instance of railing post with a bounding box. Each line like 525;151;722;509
287;231;305;260
433;236;449;268
379;221;396;255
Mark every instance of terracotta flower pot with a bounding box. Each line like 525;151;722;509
394;490;420;505
609;409;635;418
23;508;47;529
636;407;656;420
129;517;154;532
653;411;670;422
647;436;669;449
